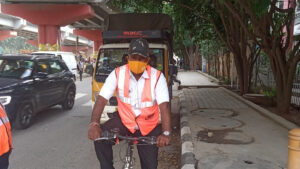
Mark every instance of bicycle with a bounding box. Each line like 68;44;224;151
94;129;157;169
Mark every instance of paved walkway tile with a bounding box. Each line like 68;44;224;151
181;88;288;169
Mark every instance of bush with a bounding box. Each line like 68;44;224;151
262;88;276;99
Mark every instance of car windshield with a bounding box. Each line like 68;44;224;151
95;48;164;75
0;59;34;79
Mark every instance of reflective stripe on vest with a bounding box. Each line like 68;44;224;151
117;94;156;109
116;64;160;108
0;104;12;156
116;64;161;135
0;116;9;126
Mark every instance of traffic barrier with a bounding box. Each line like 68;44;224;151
288;128;300;169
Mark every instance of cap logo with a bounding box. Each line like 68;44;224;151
138;40;144;47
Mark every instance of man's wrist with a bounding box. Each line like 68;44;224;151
162;131;170;136
90;122;100;128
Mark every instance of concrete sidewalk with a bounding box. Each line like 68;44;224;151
177;71;217;87
177;71;292;169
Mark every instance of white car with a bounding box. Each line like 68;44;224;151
32;51;78;81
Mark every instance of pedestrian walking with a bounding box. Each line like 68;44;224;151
179;58;183;69
88;38;171;169
0;103;12;169
78;58;84;81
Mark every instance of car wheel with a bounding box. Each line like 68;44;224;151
14;103;34;129
62;88;75;110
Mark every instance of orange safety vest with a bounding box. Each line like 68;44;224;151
116;64;161;136
0;104;12;156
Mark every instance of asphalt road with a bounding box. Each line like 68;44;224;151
9;76;180;169
10;77;100;169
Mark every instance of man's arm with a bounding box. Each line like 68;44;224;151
156;102;171;147
88;96;108;140
154;73;171;147
91;95;108;123
159;102;171;134
88;70;117;140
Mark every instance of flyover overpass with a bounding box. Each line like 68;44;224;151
0;12;93;47
0;0;115;52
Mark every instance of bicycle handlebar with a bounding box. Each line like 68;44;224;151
94;130;157;145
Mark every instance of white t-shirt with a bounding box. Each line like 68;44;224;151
99;68;169;117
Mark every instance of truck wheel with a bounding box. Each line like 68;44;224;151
62;88;75;110
14;103;34;129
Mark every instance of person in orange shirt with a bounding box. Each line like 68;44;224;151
88;38;171;169
0;103;12;169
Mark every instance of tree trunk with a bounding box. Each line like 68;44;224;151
226;53;231;80
214;57;217;77
207;58;211;75
275;74;293;113
270;50;297;113
222;55;226;79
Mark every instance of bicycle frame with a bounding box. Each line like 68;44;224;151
95;130;156;169
123;141;134;169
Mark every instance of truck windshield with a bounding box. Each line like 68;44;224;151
95;48;164;76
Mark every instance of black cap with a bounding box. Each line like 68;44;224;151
128;38;149;58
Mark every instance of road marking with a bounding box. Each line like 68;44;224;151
75;93;87;100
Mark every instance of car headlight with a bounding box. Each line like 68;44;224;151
0;96;11;106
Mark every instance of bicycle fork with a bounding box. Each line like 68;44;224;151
123;143;134;169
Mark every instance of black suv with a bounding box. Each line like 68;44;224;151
0;54;76;129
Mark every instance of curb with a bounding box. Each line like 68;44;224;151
196;71;220;83
178;90;197;169
220;87;299;130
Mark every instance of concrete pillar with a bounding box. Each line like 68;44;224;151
1;4;94;50
73;29;102;52
38;25;60;46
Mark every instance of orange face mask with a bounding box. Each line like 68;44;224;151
128;60;148;74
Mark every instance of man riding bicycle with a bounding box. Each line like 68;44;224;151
88;38;171;169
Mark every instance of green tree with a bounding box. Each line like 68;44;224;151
108;0;261;95
223;0;300;113
211;0;260;94
0;36;37;54
108;0;221;70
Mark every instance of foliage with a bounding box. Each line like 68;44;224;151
262;88;276;99
200;39;225;61
0;36;37;54
107;0;224;57
252;0;271;18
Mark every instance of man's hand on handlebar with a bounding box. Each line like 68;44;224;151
88;122;102;140
156;134;170;147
